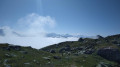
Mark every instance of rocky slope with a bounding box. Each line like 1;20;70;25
1;34;120;67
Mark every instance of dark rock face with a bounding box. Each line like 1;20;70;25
0;44;21;51
78;38;84;42
97;47;120;63
8;45;21;51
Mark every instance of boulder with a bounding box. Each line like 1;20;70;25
59;48;65;53
97;47;120;63
43;57;50;61
53;56;61;59
24;63;30;65
78;38;84;42
65;47;71;51
50;49;56;53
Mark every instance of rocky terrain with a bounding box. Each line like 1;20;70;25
1;34;120;67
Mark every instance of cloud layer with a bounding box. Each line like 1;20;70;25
17;13;56;36
0;13;78;49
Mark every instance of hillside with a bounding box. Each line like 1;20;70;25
1;34;120;67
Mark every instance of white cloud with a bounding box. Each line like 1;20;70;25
0;13;78;49
0;26;17;37
17;13;56;36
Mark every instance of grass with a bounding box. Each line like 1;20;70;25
1;34;120;67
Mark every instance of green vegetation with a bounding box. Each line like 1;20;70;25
1;34;120;67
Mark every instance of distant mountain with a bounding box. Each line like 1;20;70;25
0;28;87;38
46;33;86;38
0;28;23;37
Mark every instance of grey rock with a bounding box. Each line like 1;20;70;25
50;49;56;53
74;53;79;56
53;56;61;59
5;65;11;67
84;49;95;54
4;59;11;67
4;59;8;65
24;63;30;65
97;47;120;63
43;57;50;61
5;54;12;58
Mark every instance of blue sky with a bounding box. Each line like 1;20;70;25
0;0;120;36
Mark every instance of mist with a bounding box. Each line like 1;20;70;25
0;13;78;49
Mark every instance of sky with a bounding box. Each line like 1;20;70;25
0;0;120;36
0;0;120;48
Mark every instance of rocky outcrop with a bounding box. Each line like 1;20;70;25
0;43;21;51
59;45;71;53
97;47;120;63
84;49;95;54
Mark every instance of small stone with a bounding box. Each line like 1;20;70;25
83;60;86;62
5;54;12;58
48;62;51;64
24;63;30;65
5;65;11;67
43;57;50;61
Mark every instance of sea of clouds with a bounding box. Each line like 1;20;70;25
0;13;78;49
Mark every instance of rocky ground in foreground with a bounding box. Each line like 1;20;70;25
1;34;120;67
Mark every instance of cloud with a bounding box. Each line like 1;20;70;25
17;13;56;36
0;13;78;49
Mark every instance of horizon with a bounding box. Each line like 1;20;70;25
0;0;120;48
